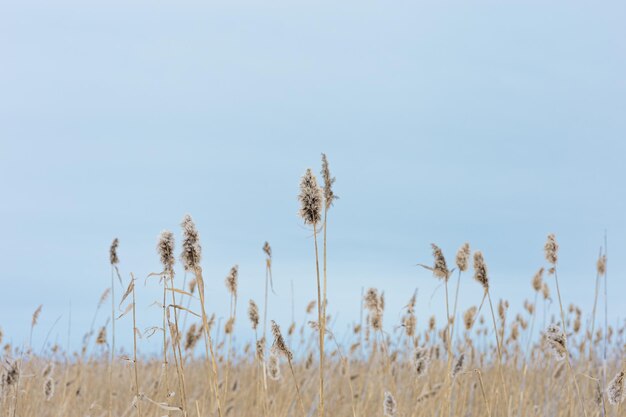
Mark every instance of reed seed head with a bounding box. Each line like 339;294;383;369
383;391;397;417
464;307;477;331
544;234;559;265
225;265;238;297
184;323;201;351
224;317;235;334
263;241;272;259
32;305;43;328
267;350;281;380
597;254;607;276
414;347;430;377
455;243;471;272
364;288;384;330
532;267;544;292
109;238;119;265
607;371;625;405
298;169;323;225
451;352;465;378
431;244;450;280
256;337;265;361
541;282;550;300
180;214;202;272
544;324;567;361
157;230;175;275
271;320;293;361
473;251;489;291
320;153;338;209
96;326;107;345
43;377;54;401
248;300;259;330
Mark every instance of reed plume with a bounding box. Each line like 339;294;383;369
180;214;201;272
248;300;260;331
544;324;567;361
383;391;397;417
157;230;175;276
607;371;625;405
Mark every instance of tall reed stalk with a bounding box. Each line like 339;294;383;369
298;168;325;417
544;234;588;417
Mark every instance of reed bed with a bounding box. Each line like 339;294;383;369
1;155;624;417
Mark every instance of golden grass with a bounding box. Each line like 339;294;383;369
1;156;625;417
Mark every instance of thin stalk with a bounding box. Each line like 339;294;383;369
443;278;453;417
168;276;188;416
109;266;115;417
328;331;357;417
487;290;509;411
313;222;324;417
322;206;328;338
195;267;223;417
131;275;141;417
475;369;492;417
162;279;170;406
553;268;588;417
518;291;538;417
603;233;609;417
589;248;602;362
223;293;237;405
286;357;306;417
165;304;186;416
450;269;462;343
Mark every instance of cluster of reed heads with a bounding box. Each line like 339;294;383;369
1;154;625;417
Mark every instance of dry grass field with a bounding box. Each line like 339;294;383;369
1;156;624;417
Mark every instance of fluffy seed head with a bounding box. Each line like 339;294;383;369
541;282;551;300
364;288;384;330
607;371;625;405
431;244;450;280
464;307;477;331
224;317;235;334
43;377;54;401
306;300;316;314
532;267;544;292
597;254;607;276
414;347;430;377
109;238;119;265
298;169;323;225
262;241;272;258
96;326;107;345
544;234;559;265
320;153;338;209
225;265;238;297
32;305;43;327
180;214;202;272
455;243;471;272
451;352;466;378
271;321;293;361
157;230;175;275
403;313;416;337
184;324;200;351
256;338;265;361
383;391;397;417
544;324;567;361
473;251;489;290
248;300;259;330
267;350;281;380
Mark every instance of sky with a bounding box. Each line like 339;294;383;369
1;0;625;354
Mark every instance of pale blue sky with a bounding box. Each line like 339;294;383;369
1;0;625;353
